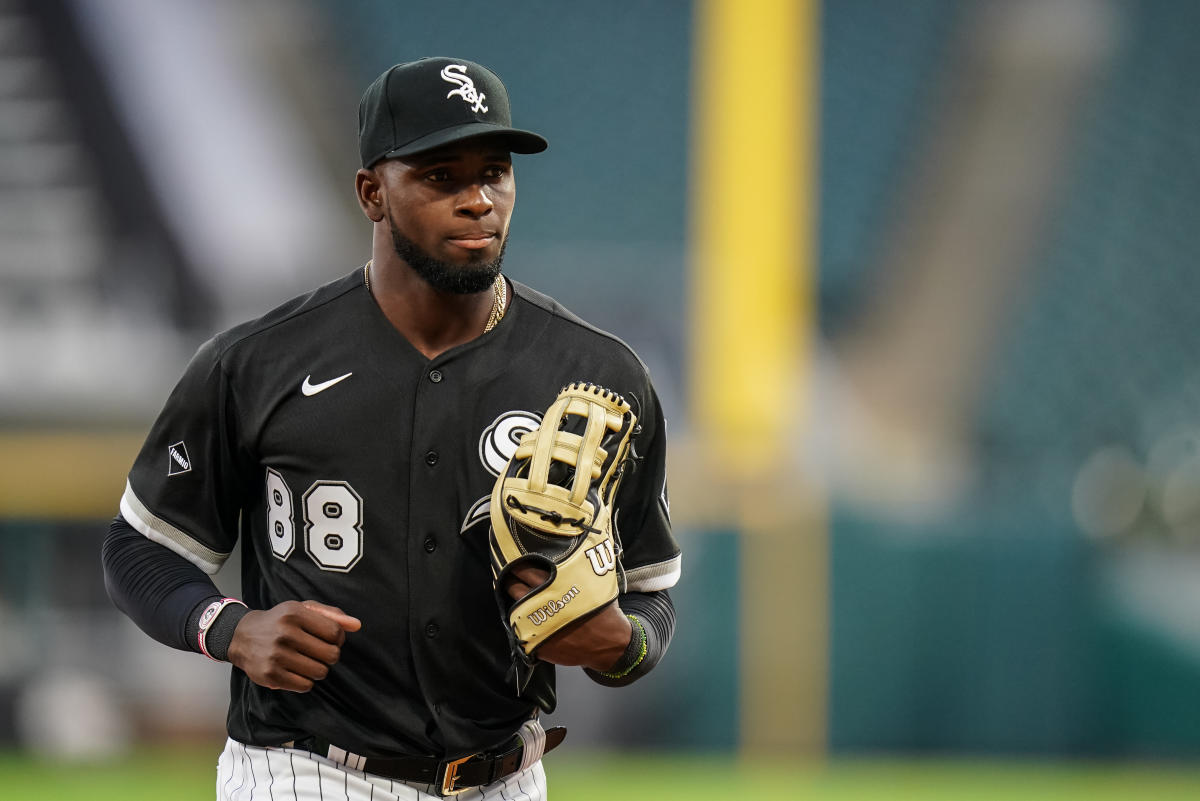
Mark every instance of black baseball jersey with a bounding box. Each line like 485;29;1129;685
119;267;680;758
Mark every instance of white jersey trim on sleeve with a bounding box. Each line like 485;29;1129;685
120;480;229;575
624;553;681;593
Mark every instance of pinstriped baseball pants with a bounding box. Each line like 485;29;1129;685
215;738;547;801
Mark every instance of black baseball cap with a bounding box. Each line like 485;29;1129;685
358;57;548;168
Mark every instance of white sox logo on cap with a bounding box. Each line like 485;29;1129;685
441;64;488;113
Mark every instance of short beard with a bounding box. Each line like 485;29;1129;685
390;218;505;295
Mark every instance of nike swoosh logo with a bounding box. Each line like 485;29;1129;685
301;372;353;396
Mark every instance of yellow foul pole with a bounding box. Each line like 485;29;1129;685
690;0;823;754
691;0;813;473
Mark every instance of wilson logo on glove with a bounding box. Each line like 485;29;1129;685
584;540;616;576
527;586;582;627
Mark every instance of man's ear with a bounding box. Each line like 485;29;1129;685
355;168;386;222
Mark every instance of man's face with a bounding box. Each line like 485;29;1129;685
378;137;515;293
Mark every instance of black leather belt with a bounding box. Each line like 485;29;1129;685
284;726;566;797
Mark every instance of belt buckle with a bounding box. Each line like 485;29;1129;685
436;753;474;797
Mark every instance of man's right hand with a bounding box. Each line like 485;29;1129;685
227;600;361;692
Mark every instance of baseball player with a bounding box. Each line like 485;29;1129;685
101;57;680;800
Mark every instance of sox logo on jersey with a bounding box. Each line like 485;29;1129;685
461;410;541;534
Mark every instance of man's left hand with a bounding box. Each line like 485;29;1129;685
504;564;633;672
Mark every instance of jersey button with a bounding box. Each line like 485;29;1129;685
423;536;437;553
429;369;443;383
424;450;439;466
425;622;439;638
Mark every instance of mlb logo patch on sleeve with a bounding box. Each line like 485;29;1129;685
167;441;192;476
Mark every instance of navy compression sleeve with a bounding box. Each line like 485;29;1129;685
585;589;677;687
101;514;224;652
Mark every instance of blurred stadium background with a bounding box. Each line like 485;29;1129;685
3;0;1200;797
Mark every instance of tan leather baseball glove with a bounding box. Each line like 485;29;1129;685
488;382;637;681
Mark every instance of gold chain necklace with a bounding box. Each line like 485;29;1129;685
483;272;507;333
363;259;506;334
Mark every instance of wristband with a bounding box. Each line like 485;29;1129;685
197;597;247;661
598;614;648;679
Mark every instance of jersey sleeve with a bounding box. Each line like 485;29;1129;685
119;336;252;574
614;380;681;593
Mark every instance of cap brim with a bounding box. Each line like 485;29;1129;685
377;122;548;163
